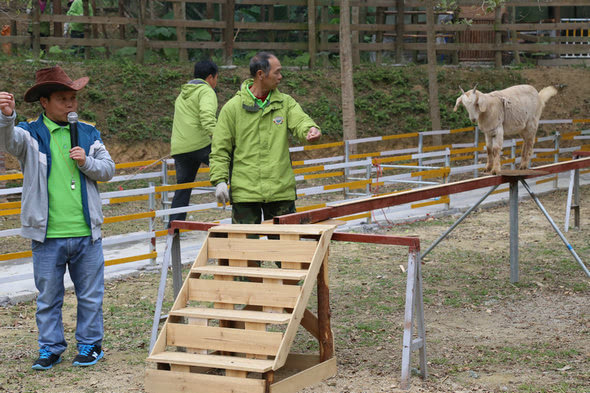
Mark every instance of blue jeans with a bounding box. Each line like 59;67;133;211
32;237;104;355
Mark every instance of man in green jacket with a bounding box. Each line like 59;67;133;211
169;59;218;227
210;52;321;224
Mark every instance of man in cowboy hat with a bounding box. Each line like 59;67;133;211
0;66;114;370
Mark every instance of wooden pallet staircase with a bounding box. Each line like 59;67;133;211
146;224;337;393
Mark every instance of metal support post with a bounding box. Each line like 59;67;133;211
510;140;516;170
553;131;560;190
344;140;350;198
520;180;590;278
148;182;156;264
418;133;424;183
400;247;427;390
473;126;480;178
565;170;575;232
444;148;451;209
161;160;170;227
573;166;580;229
149;233;176;352
509;181;519;283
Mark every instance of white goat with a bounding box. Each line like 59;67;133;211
453;84;557;175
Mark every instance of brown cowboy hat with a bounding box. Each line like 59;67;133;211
24;66;89;102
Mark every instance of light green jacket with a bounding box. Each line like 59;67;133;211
170;79;218;156
67;0;93;33
210;79;319;203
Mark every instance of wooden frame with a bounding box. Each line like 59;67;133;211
146;224;338;393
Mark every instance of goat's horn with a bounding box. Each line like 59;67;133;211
459;86;465;94
471;83;478;92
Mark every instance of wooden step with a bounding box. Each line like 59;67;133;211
193;265;308;280
166;323;283;356
169;307;292;324
147;351;274;373
145;369;266;393
207;237;317;263
189;279;301;308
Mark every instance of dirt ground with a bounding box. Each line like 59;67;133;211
0;185;588;393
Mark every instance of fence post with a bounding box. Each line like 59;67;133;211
473;126;480;178
510;139;516;170
136;0;146;64
344;140;350;198
444;148;450;209
553;131;560;189
418;132;423;182
161;160;170;227
223;0;235;65
31;1;41;57
494;7;502;68
395;0;404;63
173;0;187;62
307;0;317;68
149;181;156;264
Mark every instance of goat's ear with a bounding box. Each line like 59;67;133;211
453;95;462;112
477;92;489;113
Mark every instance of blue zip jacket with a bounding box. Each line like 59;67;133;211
0;112;115;242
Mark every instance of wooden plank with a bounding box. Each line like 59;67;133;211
147;351;274;373
169;307;292;324
197;265;307;281
189;279;301;309
280;234;304;270
270;357;337;393
167;323;282;356
207;237;317;263
145;369;266;393
273;228;335;369
209;224;334;236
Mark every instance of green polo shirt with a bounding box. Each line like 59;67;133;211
246;82;271;109
44;115;90;238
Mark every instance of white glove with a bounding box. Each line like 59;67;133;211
215;182;229;206
63;23;70;37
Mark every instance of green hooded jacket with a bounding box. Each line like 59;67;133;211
67;0;94;34
210;79;320;203
170;79;218;156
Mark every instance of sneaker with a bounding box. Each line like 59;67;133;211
32;346;62;370
72;344;103;367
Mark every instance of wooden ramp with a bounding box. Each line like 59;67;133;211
146;224;337;393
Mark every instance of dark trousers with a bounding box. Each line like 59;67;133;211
232;200;296;224
168;145;211;227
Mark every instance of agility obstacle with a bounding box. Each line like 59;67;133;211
275;158;590;282
148;222;426;391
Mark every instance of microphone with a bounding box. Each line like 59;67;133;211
67;112;78;148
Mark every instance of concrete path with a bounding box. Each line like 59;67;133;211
1;171;588;305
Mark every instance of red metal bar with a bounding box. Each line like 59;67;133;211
169;221;419;249
275;158;590;225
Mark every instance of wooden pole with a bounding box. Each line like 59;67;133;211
395;0;404;63
32;1;40;57
426;0;441;144
136;0;146;64
118;0;126;40
53;0;62;39
307;0;317;68
82;0;89;59
375;7;385;64
511;6;520;64
320;5;329;66
223;0;235;65
339;0;357;152
351;4;360;65
174;1;188;62
495;7;502;68
318;253;333;361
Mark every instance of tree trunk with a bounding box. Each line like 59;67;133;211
340;0;357;152
426;0;441;145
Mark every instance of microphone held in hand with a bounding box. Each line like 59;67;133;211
67;112;78;148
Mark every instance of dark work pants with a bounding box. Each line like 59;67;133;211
231;200;296;224
168;144;211;227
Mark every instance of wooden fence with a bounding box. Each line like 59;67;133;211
1;0;589;65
